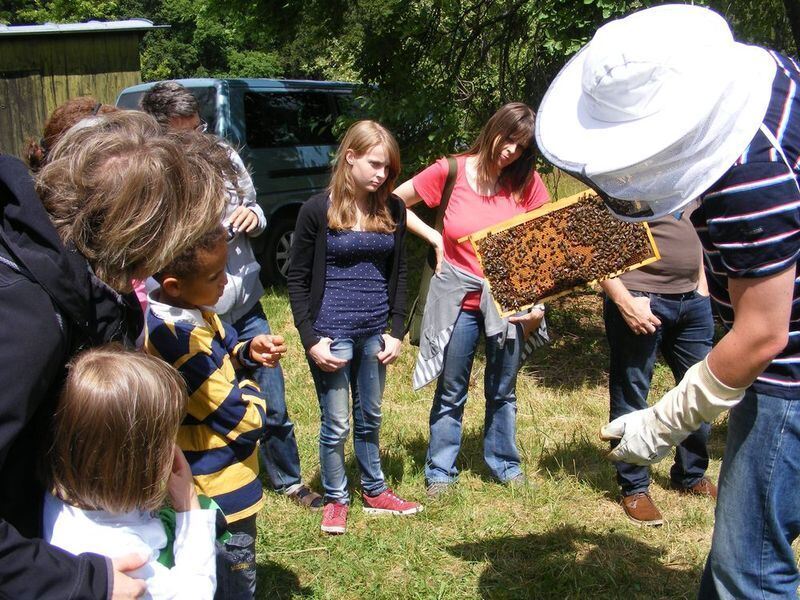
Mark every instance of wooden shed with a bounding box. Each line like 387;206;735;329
0;19;164;158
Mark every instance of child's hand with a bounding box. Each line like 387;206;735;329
249;334;287;367
167;445;200;512
227;205;260;234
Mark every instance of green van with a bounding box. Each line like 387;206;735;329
116;78;355;285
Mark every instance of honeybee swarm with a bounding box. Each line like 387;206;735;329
476;194;654;312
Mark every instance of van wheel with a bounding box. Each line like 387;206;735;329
261;218;295;286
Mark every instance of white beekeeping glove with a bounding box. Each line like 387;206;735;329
600;356;746;465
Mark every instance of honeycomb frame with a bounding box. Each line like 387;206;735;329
462;189;661;317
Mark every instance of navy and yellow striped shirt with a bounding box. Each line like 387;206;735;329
145;291;266;522
692;51;800;397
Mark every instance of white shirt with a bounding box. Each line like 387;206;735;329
43;493;217;600
214;145;267;322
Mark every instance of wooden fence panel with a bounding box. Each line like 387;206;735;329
0;70;46;157
0;33;142;159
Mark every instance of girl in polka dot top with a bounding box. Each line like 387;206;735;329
287;121;422;534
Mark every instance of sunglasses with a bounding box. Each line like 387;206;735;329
195;118;208;133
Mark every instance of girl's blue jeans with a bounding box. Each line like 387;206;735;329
425;309;523;484
307;333;388;503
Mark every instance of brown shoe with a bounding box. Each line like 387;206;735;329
621;492;664;526
286;484;324;511
674;477;717;500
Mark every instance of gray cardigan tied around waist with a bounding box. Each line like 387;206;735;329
412;260;549;390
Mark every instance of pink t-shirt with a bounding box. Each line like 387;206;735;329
131;278;148;315
413;156;549;310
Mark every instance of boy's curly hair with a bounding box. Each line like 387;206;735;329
158;224;227;281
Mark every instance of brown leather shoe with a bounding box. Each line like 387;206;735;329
674;477;717;500
621;492;664;526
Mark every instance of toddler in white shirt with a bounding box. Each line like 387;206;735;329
43;345;217;600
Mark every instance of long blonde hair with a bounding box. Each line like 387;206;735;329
463;102;537;202
49;344;187;514
327;120;400;233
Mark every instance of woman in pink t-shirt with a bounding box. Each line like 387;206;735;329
394;103;550;497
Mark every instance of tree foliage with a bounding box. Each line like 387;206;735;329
2;0;796;170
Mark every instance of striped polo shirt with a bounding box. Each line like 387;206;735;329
691;51;800;398
145;291;266;522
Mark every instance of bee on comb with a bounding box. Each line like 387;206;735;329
469;192;659;316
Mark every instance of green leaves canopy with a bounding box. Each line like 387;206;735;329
3;0;796;173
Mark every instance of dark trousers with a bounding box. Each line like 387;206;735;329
231;302;303;492
215;514;257;600
604;290;714;495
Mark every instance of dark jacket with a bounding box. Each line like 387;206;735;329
287;192;407;350
0;156;142;599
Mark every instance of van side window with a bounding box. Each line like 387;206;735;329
191;87;219;133
244;92;337;148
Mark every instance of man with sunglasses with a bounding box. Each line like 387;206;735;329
537;4;800;598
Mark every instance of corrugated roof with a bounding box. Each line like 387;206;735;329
0;19;167;37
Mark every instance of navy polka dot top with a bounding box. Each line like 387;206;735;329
313;229;394;339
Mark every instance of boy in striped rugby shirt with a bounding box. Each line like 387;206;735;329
145;225;286;598
536;5;800;598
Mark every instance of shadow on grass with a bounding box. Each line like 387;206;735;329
521;293;610;391
298;442;423;494
707;417;728;460
256;561;312;598
403;431;430;472
449;525;700;599
540;424;728;501
538;431;619;500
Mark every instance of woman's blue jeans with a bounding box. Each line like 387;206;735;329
698;389;800;599
307;334;387;503
425;309;523;484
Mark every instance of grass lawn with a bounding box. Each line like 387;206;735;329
251;173;792;599
256;288;719;600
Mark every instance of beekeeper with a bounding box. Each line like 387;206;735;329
536;4;800;598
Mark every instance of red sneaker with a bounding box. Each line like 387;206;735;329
362;488;423;515
320;502;348;534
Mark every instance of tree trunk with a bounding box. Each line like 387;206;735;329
783;0;800;57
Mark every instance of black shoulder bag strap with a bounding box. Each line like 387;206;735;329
406;156;457;345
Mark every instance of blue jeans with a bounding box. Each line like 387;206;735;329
699;389;800;599
425;310;523;484
232;302;302;492
307;334;387;503
604;291;713;495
